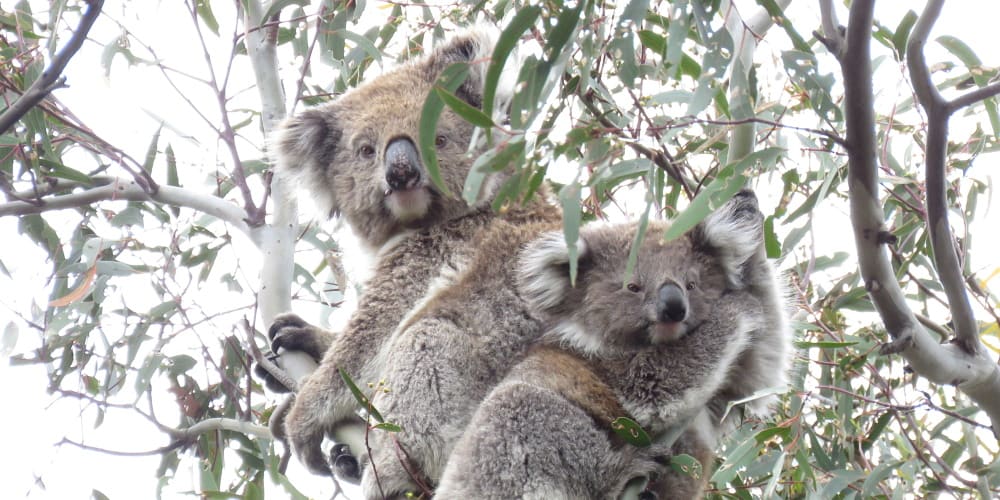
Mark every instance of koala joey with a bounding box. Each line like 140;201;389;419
265;28;561;481
434;190;790;499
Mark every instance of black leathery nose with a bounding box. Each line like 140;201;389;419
385;138;422;191
656;282;687;322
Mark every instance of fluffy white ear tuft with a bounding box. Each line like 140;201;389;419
270;108;341;218
698;190;764;287
426;26;519;119
517;231;588;314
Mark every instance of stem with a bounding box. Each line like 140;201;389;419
0;1;104;134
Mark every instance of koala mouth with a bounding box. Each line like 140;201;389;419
650;321;689;344
384;185;432;222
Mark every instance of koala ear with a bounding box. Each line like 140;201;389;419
424;28;499;109
272;107;343;217
692;189;765;287
518;230;590;315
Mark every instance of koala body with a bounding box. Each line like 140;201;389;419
434;190;790;499
269;29;561;479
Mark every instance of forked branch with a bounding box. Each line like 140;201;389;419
907;0;998;356
827;0;1000;435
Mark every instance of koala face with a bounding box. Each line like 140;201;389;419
274;30;500;249
519;190;765;354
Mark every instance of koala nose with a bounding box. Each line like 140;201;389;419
385;138;423;191
656;282;687;323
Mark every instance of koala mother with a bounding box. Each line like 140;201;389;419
270;28;561;480
362;191;789;499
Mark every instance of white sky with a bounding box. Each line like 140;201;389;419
2;1;1000;499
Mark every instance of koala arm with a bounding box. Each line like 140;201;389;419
284;220;487;476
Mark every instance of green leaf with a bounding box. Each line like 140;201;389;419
433;86;494;128
261;0;309;24
937;35;983;68
892;10;918;60
763;450;787;498
558;182;582;286
817;469;865;497
764;215;780;259
195;0;219;36
169;354;197;376
664;1;690;75
338;368;384;423
419;62;470;198
669;453;704;479
341;29;382;65
610;417;651;447
1;322;17;356
142;126;162;174
756;0;809;51
372;422;401;433
483;6;541;120
623;195;653;287
637;30;665;54
133;353;164;401
662;148;782;241
620;0;650;24
542;2;583;64
463;138;524;205
794;341;859;349
711;433;759;485
40;160;91;184
100;35;140;77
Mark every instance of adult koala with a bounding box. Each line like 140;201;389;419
435;190;791;499
267;28;560;481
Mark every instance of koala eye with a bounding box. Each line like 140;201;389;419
358;144;376;159
686;281;696;291
434;135;448;149
626;283;642;293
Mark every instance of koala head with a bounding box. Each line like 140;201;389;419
519;190;765;354
274;29;506;249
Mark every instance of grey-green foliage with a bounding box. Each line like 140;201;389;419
1;0;998;497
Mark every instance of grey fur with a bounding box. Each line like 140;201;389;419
435;190;791;499
270;28;562;481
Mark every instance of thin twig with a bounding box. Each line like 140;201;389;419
0;0;104;134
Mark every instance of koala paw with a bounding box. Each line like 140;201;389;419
330;443;361;482
269;313;329;361
286;400;334;476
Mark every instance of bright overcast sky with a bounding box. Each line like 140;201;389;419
1;1;999;499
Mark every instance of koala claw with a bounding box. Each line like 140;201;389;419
288;422;333;476
330;443;361;482
269;313;325;361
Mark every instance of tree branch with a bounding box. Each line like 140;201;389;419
906;0;979;355
0;176;251;236
168;417;272;440
946;80;1000;115
831;0;1000;436
0;0;104;134
244;1;302;383
719;0;792;165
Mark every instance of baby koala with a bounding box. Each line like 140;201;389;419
435;190;789;499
